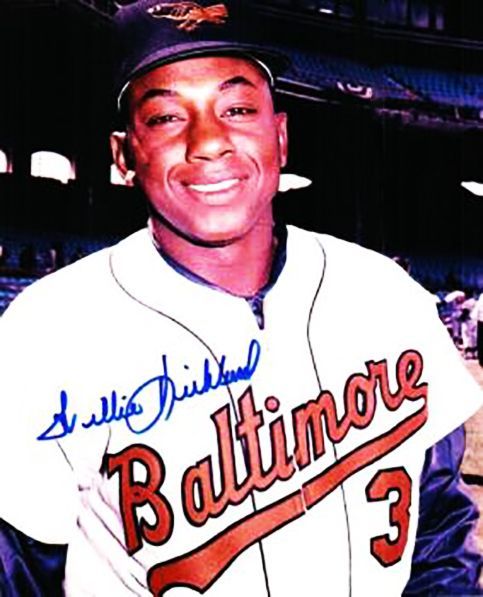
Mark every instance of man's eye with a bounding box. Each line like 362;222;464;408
223;106;257;118
146;114;182;127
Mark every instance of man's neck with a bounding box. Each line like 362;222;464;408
150;218;276;297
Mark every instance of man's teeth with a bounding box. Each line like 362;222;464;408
189;178;239;193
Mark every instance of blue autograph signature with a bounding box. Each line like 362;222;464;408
37;339;261;441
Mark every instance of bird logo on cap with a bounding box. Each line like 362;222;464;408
147;2;229;32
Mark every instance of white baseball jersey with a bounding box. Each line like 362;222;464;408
0;225;480;596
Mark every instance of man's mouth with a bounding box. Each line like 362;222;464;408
186;178;241;193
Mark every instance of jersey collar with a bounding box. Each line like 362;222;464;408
149;223;288;329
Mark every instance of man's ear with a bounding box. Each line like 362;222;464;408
275;112;288;169
110;131;136;186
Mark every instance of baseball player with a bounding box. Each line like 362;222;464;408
0;1;482;595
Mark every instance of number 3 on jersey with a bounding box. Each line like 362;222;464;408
366;467;412;566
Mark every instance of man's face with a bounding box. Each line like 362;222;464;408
112;55;288;246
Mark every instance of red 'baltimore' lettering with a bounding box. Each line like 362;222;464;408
182;391;297;526
105;444;174;555
182;350;427;525
294;350;425;468
107;350;428;594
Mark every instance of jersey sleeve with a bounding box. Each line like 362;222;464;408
403;426;482;595
316;232;482;449
0;290;79;545
0;517;66;596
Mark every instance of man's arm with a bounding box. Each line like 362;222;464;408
403;425;482;595
0;518;66;596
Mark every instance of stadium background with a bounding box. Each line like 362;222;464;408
0;0;482;556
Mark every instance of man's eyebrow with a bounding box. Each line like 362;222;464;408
136;87;178;108
219;76;257;91
135;76;256;107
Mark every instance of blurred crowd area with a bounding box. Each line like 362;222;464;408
435;289;481;360
392;256;483;362
0;235;117;315
0;237;115;279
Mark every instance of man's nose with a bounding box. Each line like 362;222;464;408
186;113;234;162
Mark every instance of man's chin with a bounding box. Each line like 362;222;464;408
190;236;238;248
178;223;246;248
148;207;242;248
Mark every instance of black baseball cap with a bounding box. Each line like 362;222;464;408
114;0;289;105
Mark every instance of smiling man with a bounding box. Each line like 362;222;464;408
111;54;287;296
0;1;482;596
